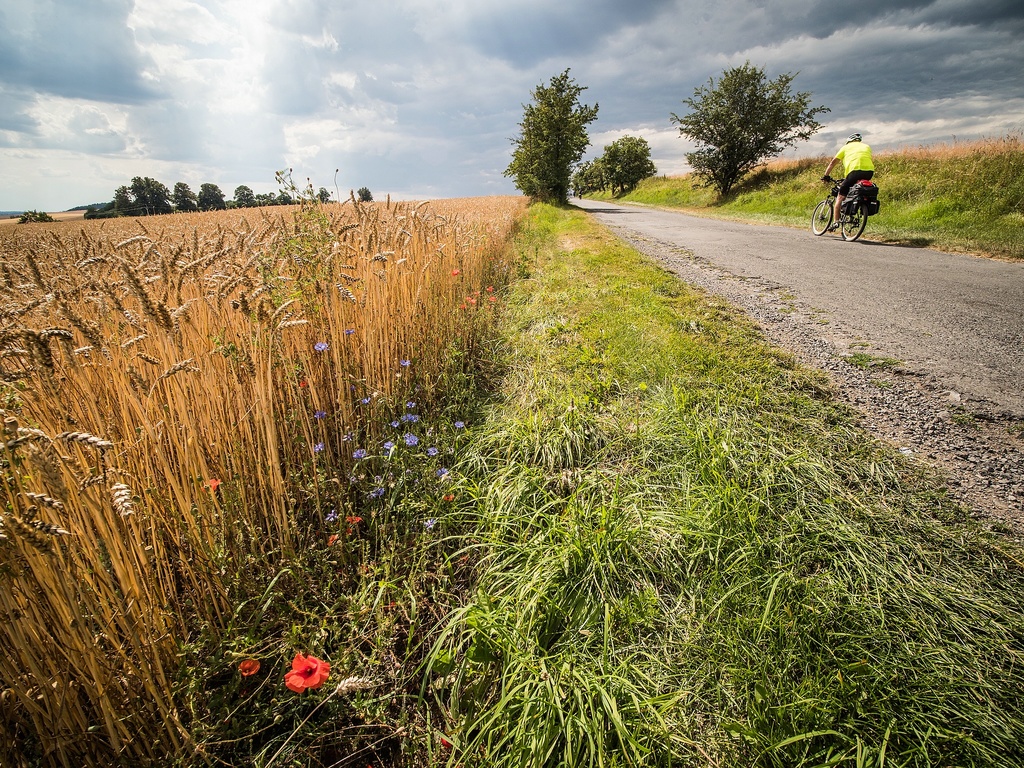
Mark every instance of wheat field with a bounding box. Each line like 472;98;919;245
0;195;526;765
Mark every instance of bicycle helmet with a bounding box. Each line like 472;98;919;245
846;133;862;143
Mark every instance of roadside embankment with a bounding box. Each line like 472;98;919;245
589;134;1024;260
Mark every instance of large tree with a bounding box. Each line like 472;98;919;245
113;186;133;215
601;135;657;196
233;185;256;208
173;182;198;212
671;62;829;196
505;69;599;205
198;183;226;211
129;176;172;215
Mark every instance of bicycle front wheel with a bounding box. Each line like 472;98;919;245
841;203;868;241
811;200;832;236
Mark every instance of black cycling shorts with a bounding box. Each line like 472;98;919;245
840;170;874;195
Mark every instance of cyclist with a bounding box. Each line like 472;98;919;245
822;133;874;230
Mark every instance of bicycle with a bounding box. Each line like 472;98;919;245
811;176;869;241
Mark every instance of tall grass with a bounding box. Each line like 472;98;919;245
0;191;525;764
596;134;1024;259
425;204;1024;767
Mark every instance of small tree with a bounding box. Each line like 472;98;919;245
173;182;198;212
571;160;606;197
602;136;657;196
505;69;599;205
356;187;373;202
197;183;226;211
17;210;55;224
233;185;256;208
317;187;332;204
671;62;828;196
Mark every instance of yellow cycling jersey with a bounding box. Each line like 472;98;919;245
835;142;874;173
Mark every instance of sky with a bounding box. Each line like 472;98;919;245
1;0;1022;211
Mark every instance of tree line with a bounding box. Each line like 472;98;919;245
506;62;828;204
85;178;374;218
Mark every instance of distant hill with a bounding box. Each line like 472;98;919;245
1;211;24;217
67;203;109;212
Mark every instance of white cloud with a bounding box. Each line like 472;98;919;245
1;0;1022;210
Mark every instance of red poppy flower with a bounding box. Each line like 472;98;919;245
284;653;330;693
451;269;461;276
208;478;222;491
485;285;494;293
442;493;455;502
346;515;362;525
299;380;309;388
238;659;260;677
328;534;339;546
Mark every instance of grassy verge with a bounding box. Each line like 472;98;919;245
589;135;1024;260
427;204;1024;767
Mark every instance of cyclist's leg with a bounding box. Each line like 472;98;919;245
835;170;871;221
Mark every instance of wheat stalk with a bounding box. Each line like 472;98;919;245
110;483;136;517
57;431;113;451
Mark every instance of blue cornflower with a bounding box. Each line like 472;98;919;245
326;510;338;523
342;432;353;442
383;440;395;452
424;518;437;531
404;433;419;447
390;420;400;428
436;468;449;478
353;448;367;460
368;487;385;499
406;401;416;409
401;413;419;423
314;442;325;453
360;397;371;404
400;359;411;367
454;421;465;429
344;328;355;335
314;341;328;352
314;410;327;420
427;446;439;457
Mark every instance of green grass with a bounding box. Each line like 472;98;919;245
590;135;1024;259
426;204;1024;767
161;202;1023;767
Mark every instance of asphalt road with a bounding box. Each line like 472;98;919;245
574;198;1024;418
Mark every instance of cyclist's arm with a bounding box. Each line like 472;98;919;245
823;157;840;177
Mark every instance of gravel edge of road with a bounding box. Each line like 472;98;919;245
603;226;1024;541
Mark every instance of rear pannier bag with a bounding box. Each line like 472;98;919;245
850;180;878;200
848;180;880;215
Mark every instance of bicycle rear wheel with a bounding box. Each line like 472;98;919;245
841;203;868;241
811;200;832;235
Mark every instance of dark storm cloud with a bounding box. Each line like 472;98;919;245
0;88;35;133
2;0;1022;211
0;0;159;104
452;0;674;68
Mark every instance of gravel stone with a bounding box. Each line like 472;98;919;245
603;227;1024;539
